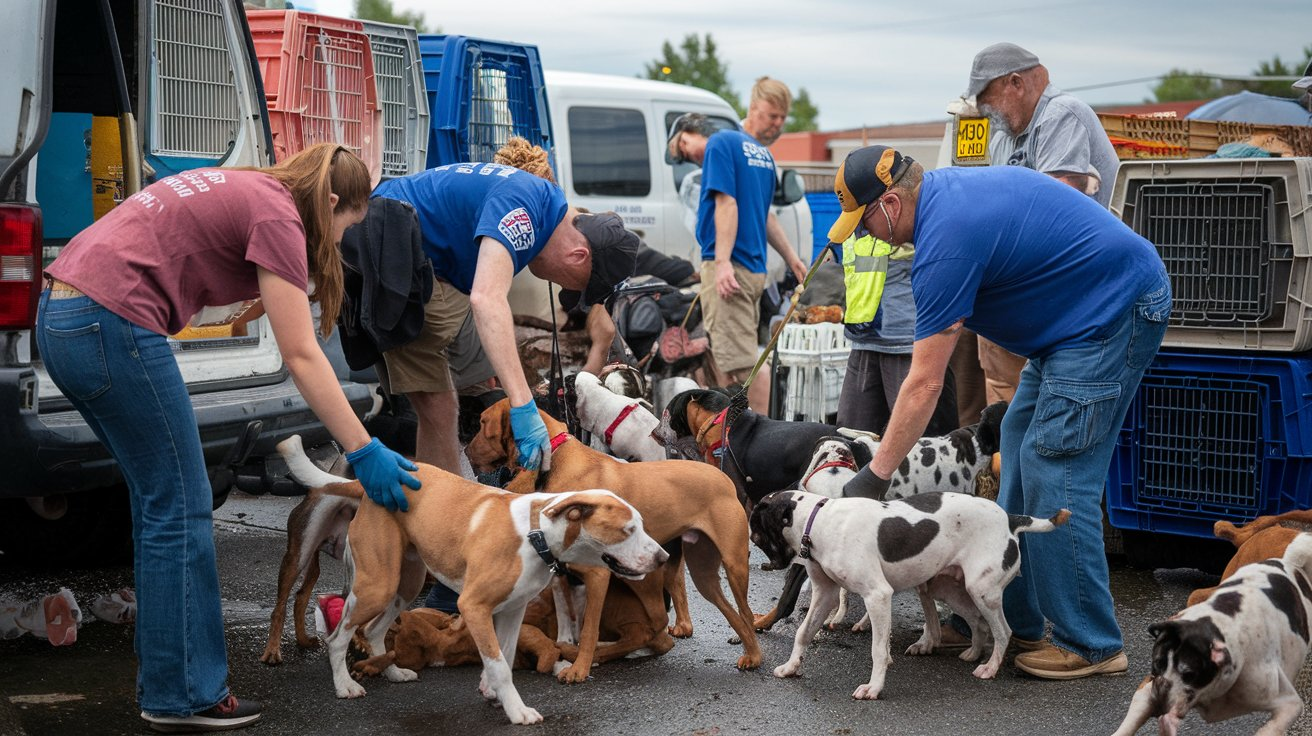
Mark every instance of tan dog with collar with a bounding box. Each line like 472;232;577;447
466;399;762;682
302;458;667;725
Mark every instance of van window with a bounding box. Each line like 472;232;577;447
567;106;649;197
663;112;738;190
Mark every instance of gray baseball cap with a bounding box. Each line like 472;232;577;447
964;43;1041;98
1294;60;1312;90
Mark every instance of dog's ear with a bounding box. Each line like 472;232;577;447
544;500;597;523
1147;620;1180;642
1210;640;1231;667
850;439;874;469
666;391;694;436
974;402;1008;456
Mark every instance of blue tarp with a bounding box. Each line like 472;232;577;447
1186;90;1312;126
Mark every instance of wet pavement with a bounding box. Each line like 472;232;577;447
0;491;1280;735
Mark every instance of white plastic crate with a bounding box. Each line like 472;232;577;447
776;323;849;422
361;20;430;179
1110;158;1312;351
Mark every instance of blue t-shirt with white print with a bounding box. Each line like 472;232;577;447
372;162;568;294
697;129;776;274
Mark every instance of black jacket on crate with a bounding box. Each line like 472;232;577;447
338;197;434;370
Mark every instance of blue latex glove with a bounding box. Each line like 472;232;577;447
347;437;421;512
509;401;551;471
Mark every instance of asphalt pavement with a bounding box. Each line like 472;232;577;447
0;491;1286;736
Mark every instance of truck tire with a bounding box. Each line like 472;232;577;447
0;487;133;569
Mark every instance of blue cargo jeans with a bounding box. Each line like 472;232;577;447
997;273;1171;663
36;292;229;717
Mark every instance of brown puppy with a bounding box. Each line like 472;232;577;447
1187;509;1312;606
261;436;360;665
466;399;761;683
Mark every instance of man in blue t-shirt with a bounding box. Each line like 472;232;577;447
665;113;805;411
373;160;638;475
834;145;1171;681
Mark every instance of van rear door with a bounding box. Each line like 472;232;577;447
0;1;55;197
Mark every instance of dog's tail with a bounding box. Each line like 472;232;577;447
1282;532;1312;575
277;435;363;499
1009;509;1072;535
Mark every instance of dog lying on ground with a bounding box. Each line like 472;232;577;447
1187;509;1312;606
573;371;666;462
665;388;837;510
1111;533;1312;736
750;490;1069;699
285;444;667;725
466;398;761;683
260;436;360;666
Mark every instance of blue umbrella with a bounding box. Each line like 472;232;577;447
1186;90;1312;125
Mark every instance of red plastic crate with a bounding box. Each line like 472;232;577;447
246;9;381;176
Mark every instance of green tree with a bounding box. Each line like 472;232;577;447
354;0;436;33
1152;46;1312;103
1150;69;1227;102
644;34;744;117
784;87;819;133
1248;46;1312;98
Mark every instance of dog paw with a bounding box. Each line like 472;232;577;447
259;647;283;666
773;661;800;678
556;663;590;684
668;622;693;638
385;666;418;683
752;614;777;631
852;683;882;700
904;639;934;656
295;636;322;650
336;681;367;699
727;634;742;645
736;653;760;670
852;614;870;632
972;662;999;679
507;706;543;725
479;675;497;701
959;647;984;663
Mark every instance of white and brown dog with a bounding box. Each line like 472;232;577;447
572;370;666;462
1111;533;1312;736
751;490;1069;699
290;450;668;725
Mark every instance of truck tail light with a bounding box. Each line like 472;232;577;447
0;204;42;330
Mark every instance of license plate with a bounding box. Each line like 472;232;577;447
954;116;989;165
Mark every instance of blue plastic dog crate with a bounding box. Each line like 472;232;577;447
1106;349;1312;539
805;191;840;263
417;35;553;169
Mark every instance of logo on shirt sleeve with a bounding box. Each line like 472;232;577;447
498;208;535;251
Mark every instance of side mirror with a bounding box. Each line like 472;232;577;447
775;168;805;206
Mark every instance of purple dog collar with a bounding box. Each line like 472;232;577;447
799;498;828;560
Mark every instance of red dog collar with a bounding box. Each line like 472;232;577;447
549;432;572;452
801;458;858;489
603;404;639;446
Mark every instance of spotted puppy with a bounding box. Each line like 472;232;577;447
1111;533;1312;736
841;401;1007;501
751;490;1069;699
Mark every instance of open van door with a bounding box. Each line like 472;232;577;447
0;1;55;196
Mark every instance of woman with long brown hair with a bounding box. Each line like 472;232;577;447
37;143;419;732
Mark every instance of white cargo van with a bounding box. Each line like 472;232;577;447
508;70;812;320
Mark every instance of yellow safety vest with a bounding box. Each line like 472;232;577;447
841;234;893;324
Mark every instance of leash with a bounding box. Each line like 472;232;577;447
801;458;858;490
546;283;581;437
799;497;829;560
603;404;639;447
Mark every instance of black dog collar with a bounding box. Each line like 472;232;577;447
799;498;828;560
528;505;566;577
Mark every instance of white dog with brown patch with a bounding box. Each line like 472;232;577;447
292;454;668;725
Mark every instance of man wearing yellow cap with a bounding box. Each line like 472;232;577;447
834;145;1170;681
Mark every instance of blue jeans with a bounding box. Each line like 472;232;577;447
997;275;1171;662
37;293;229;716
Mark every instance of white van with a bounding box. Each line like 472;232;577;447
508;70;812;320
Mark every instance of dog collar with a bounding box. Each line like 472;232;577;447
549;432;572;452
802;458;858;490
695;408;729;462
528;505;566;577
603;404;639;446
799;498;829;560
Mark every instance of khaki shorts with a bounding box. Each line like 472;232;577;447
382;280;470;394
700;260;766;376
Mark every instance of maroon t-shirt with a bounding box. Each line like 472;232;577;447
46;169;308;335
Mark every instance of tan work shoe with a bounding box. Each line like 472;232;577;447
1011;636;1045;653
1014;644;1128;680
938;627;1045;653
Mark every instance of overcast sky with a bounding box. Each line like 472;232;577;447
308;0;1310;130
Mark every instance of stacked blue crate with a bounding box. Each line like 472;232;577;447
417;35;553;171
1106;158;1312;540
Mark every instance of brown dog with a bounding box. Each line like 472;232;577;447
1187;509;1312;606
466;399;761;683
261;436;360;666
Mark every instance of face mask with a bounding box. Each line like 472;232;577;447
878;200;898;245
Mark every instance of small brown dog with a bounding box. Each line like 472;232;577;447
1187;509;1312;606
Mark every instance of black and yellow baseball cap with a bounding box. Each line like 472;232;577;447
828;145;914;244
